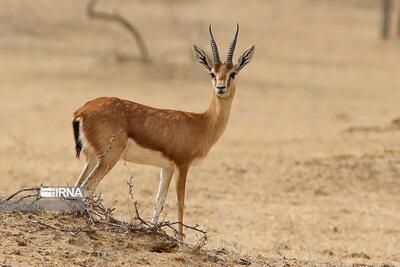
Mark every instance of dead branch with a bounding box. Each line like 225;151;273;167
6;187;40;201
87;0;150;63
19;212;84;234
127;177;150;227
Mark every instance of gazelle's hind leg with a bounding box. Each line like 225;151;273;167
81;142;126;196
73;129;128;196
74;152;98;187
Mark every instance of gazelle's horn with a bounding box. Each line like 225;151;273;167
209;25;221;64
226;23;239;62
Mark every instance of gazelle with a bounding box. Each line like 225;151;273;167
72;24;255;237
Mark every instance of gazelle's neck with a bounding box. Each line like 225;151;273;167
204;87;236;144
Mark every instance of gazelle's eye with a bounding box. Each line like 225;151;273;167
209;73;216;79
230;72;237;79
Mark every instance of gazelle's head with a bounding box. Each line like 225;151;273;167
193;24;255;98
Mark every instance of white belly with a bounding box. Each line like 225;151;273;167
121;138;174;168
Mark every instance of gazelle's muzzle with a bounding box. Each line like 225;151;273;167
215;81;227;94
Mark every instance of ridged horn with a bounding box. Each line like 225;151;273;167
209;24;221;64
226;23;239;62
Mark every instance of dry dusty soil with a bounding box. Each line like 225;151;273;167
1;0;400;266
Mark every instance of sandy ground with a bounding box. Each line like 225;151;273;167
1;0;400;266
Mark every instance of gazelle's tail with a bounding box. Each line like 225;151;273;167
72;118;82;159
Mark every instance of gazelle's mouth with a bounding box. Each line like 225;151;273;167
215;88;226;95
215;84;227;95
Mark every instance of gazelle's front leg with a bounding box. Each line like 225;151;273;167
176;165;189;239
151;167;174;225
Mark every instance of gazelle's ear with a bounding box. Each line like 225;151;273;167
236;45;255;72
193;45;212;71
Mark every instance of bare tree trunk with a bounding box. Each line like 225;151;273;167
381;0;393;39
87;0;150;63
397;3;400;37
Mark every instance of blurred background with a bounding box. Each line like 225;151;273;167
0;0;400;264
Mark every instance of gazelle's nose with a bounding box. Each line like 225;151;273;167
216;85;226;95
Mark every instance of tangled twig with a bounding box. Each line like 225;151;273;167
6;187;40;201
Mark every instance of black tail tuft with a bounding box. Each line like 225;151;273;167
73;119;82;159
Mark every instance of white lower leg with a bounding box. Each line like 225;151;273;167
75;163;89;187
75;153;97;188
81;160;100;195
151;167;174;225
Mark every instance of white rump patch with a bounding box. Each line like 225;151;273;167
122;138;173;168
77;118;96;156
